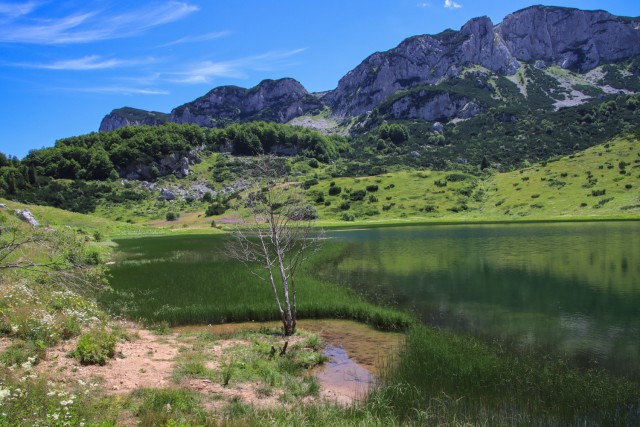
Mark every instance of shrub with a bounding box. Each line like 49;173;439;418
349;190;366;201
434;179;447;188
341;212;355;221
71;329;117;365
205;202;227;216
445;173;470;182
591;189;606;197
303;178;318;189
288;205;318;221
625;184;633;189
328;186;342;196
201;192;213;203
308;159;319;168
339;202;350;210
366;185;379;192
165;211;179;221
368;194;378;203
210;220;217;228
423;205;437;213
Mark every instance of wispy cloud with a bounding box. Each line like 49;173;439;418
14;55;155;70
158;31;230;48
169;48;307;84
0;1;198;44
417;2;431;8
68;85;169;95
0;1;39;19
444;0;462;9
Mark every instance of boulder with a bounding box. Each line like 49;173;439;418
160;188;176;201
15;209;39;227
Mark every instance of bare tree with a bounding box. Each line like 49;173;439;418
228;155;322;336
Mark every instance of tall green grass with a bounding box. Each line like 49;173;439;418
101;235;413;331
366;325;640;425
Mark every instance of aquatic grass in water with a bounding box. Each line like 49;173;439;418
368;325;640;425
102;235;413;331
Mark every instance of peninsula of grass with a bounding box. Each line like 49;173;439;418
100;235;414;332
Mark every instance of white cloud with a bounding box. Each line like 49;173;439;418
0;1;198;44
169;48;307;84
417;2;431;8
158;31;230;48
444;0;462;9
0;1;39;19
17;55;155;71
69;86;169;95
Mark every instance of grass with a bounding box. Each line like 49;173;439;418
365;325;640;425
482;134;640;219
101;235;415;332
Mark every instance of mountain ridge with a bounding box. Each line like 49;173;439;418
99;5;640;132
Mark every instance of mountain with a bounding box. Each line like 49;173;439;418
99;107;169;132
99;6;640;132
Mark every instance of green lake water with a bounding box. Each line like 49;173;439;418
320;221;640;378
109;221;640;379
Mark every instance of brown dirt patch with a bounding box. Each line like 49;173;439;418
32;320;398;410
36;324;179;393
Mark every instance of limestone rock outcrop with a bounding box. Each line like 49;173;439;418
169;78;324;127
99;107;169;132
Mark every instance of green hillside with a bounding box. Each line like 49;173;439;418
297;133;640;224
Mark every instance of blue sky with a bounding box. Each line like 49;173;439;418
1;1;639;158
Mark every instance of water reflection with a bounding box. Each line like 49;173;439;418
321;222;640;378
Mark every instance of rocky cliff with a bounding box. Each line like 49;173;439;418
325;6;640;117
497;6;640;72
99;6;640;130
169;78;323;127
99;107;169;132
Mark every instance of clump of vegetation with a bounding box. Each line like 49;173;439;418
71;329;117;365
165;211;179;221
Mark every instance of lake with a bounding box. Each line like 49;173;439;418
109;221;640;379
319;221;640;379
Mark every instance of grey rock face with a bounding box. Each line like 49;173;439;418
169;78;323;127
119;150;201;180
381;91;483;122
496;6;640;72
98;6;640;134
15;209;39;227
99;107;169;132
325;15;518;118
325;6;639;118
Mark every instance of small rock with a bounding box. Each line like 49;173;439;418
431;122;444;133
160;188;176;201
15;209;39;227
410;151;421;157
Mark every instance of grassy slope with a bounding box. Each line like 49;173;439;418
481;134;640;219
299;134;640;226
0;198;168;237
